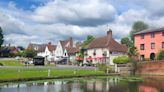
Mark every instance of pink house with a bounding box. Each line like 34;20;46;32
134;27;164;61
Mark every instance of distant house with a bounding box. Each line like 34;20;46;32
27;42;56;61
55;37;79;64
0;44;19;57
134;27;164;61
64;47;80;64
84;29;127;65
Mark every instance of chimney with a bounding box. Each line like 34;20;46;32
48;42;51;45
107;29;112;40
69;37;73;47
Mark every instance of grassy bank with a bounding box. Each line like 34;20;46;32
0;59;22;66
0;68;106;82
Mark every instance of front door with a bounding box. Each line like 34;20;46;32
150;53;155;60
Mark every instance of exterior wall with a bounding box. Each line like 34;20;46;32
37;47;55;62
134;31;164;60
55;42;64;59
137;61;164;75
85;48;126;65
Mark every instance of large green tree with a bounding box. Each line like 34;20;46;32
82;35;95;48
24;49;37;58
0;27;4;48
121;37;133;48
130;21;149;41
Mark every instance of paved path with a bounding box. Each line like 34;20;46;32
0;65;97;70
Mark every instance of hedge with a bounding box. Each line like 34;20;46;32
113;56;131;64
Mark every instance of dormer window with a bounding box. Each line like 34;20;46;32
102;51;107;57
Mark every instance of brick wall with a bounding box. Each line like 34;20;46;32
137;61;164;75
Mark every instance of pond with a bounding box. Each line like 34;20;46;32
0;76;164;92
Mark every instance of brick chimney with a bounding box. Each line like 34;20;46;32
107;29;112;40
48;42;51;45
69;37;73;47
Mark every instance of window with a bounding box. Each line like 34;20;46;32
151;43;155;49
140;55;145;61
141;34;144;39
162;42;164;48
162;32;164;36
151;33;155;38
140;44;145;50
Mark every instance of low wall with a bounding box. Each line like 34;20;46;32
137;61;164;75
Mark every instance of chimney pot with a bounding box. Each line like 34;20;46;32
107;29;112;40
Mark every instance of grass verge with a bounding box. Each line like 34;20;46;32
0;68;106;82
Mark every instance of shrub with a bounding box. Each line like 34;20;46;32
157;50;164;60
97;64;113;73
113;56;131;64
0;63;3;66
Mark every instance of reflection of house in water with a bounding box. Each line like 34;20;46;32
138;77;164;92
139;85;158;92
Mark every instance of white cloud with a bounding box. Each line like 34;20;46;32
0;0;164;47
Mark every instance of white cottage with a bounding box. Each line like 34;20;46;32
84;29;127;65
27;42;56;62
55;38;72;59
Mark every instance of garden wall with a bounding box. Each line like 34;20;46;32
137;61;164;75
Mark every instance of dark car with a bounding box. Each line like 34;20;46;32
33;56;45;65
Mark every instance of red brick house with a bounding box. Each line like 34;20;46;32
134;27;164;61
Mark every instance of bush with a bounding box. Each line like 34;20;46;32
157;50;164;60
113;56;131;64
97;64;113;73
0;63;3;66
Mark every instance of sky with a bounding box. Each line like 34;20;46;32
0;0;164;47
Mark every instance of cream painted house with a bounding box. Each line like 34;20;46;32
54;37;79;64
84;29;127;65
27;42;56;62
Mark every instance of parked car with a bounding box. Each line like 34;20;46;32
24;61;33;65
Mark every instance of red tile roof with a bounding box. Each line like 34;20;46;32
87;36;127;52
65;47;80;54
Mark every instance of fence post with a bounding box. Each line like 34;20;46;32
48;69;51;77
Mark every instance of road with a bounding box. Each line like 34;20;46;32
0;65;97;70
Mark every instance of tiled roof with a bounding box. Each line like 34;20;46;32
60;40;69;48
47;44;56;52
87;36;127;52
65;47;80;54
27;43;56;53
134;27;164;35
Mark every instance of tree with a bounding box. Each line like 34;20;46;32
130;21;148;41
17;46;25;51
157;50;164;60
0;27;4;48
82;35;95;48
121;37;133;48
24;49;37;58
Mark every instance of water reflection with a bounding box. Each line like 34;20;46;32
0;77;164;92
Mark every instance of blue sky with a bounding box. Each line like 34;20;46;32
0;0;164;47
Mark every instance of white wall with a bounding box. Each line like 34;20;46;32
55;42;64;58
85;48;126;65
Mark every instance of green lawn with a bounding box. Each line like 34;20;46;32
0;59;22;66
0;68;105;82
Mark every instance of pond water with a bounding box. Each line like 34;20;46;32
0;76;164;92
